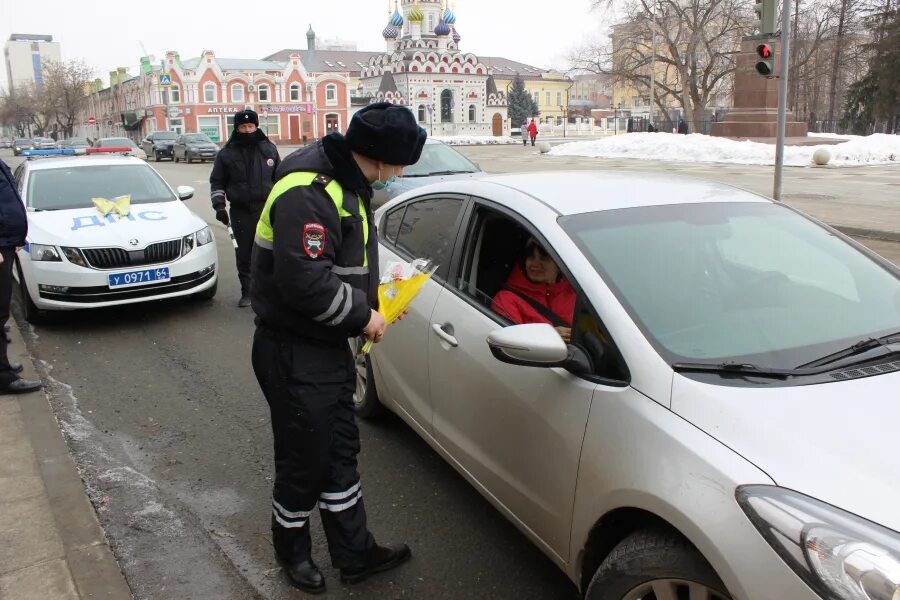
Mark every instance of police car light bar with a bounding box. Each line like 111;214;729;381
21;148;76;157
86;147;134;154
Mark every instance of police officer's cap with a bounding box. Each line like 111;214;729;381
346;102;427;166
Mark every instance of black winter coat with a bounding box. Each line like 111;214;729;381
0;159;27;247
209;130;281;212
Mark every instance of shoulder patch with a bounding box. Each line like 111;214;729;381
302;222;326;258
313;174;333;186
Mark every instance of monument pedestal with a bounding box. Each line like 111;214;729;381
711;37;808;139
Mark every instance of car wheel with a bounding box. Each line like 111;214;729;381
585;529;731;600
154;152;161;162
14;260;46;325
186;153;193;164
349;338;387;419
193;279;217;301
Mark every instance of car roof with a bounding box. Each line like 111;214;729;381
406;171;772;215
22;155;148;171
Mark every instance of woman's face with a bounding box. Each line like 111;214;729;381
524;246;559;285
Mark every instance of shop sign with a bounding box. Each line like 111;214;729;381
206;106;244;114
267;104;314;113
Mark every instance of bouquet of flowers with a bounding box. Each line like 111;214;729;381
360;258;437;354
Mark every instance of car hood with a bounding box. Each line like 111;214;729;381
372;171;485;207
26;201;203;247
671;369;900;532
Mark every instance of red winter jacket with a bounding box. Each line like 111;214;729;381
491;264;576;326
527;122;538;138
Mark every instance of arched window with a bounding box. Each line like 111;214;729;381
203;82;217;103
326;84;337;105
418;104;426;122
468;104;476;123
231;84;244;103
290;83;301;102
440;89;453;123
258;84;270;102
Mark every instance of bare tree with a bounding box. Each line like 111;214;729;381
42;59;94;137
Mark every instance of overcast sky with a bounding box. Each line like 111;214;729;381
1;0;612;89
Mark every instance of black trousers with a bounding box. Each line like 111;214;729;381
229;205;262;296
0;247;17;385
252;325;375;568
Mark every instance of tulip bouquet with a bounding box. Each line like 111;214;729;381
361;258;437;354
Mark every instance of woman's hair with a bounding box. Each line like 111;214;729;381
523;236;549;259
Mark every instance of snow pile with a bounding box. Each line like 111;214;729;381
433;135;519;146
548;132;900;166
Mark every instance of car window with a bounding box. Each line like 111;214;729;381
402;143;480;177
100;138;136;147
390;197;463;280
26;164;177;210
185;134;212;143
381;205;406;245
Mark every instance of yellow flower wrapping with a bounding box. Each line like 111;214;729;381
360;272;432;354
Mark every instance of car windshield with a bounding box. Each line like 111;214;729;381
69;138;87;145
26;164;177;210
153;132;178;140
99;138;136;147
560;202;900;369
185;134;212;143
15;139;31;145
402;143;480;177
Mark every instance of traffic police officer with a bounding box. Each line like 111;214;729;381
250;102;426;593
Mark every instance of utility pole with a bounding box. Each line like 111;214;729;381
649;0;657;128
774;0;793;201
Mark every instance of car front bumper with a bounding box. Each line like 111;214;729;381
19;243;217;310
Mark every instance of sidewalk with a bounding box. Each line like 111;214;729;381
0;323;131;599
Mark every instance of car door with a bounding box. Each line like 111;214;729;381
426;202;606;562
374;195;466;437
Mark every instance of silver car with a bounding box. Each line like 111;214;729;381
371;138;483;208
357;172;900;600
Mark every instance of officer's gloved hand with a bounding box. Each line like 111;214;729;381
215;209;230;226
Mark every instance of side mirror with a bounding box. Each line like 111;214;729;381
176;185;194;201
487;323;568;367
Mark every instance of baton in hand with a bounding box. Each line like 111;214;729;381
227;225;238;249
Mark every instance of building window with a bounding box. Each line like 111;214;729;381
171;86;180;103
418;104;427;123
326;84;337;105
468;104;476;123
260;115;280;137
232;84;244;103
533;91;539;105
168;117;184;134
440;89;453;123
258;84;270;102
204;83;216;103
545;91;551;106
427;13;434;32
290;84;301;102
557;91;562;106
197;116;222;143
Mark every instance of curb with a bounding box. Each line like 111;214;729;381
831;225;900;243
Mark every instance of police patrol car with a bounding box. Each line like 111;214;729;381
12;148;218;322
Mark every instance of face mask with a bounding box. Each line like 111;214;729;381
372;168;398;191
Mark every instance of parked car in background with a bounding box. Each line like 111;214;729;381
371;138;485;208
57;137;90;152
141;131;179;162
1;138;12;149
13;139;34;156
173;133;220;164
33;137;57;150
94;137;147;160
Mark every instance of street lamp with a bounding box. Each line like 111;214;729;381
614;102;623;135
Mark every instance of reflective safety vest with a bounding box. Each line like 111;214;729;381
255;171;370;269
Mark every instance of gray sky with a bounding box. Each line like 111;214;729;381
1;0;609;89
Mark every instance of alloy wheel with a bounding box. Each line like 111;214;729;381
623;579;729;600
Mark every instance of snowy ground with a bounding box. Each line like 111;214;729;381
549;132;900;166
433;135;519;145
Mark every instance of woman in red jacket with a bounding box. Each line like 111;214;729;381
491;238;576;341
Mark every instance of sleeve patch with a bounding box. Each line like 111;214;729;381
303;222;326;258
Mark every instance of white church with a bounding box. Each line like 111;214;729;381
359;0;509;136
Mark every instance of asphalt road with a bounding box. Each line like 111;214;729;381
4;147;898;600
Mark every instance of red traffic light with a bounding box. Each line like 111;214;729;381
756;44;772;58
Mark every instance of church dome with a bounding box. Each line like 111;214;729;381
452;27;461;43
407;2;424;22
434;17;451;36
443;6;456;25
383;23;399;39
390;6;404;27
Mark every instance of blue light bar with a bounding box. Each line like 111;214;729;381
21;148;76;157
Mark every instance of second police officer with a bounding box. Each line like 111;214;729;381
250;102;426;593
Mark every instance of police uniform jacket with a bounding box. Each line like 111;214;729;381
250;134;379;346
0;159;27;247
210;130;281;212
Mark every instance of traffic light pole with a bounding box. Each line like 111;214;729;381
773;0;793;201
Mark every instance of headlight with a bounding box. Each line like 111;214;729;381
737;486;900;600
195;226;214;246
30;243;62;262
181;233;195;257
60;247;87;267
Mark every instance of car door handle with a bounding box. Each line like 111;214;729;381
432;323;458;347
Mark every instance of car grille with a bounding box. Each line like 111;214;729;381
82;239;182;269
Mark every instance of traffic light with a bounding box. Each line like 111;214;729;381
753;0;777;34
755;43;775;77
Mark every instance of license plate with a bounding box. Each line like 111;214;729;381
108;267;170;289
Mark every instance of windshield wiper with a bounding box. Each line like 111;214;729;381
672;362;799;379
796;332;900;369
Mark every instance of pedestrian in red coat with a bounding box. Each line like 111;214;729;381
527;119;539;147
492;238;576;341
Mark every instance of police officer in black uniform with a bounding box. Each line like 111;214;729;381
250;103;426;594
210;109;280;307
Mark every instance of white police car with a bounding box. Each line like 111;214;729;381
12;151;218;322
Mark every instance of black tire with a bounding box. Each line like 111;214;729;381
585;529;731;600
193;279;217;301
351;340;387;419
14;260;46;325
154;152;161;162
